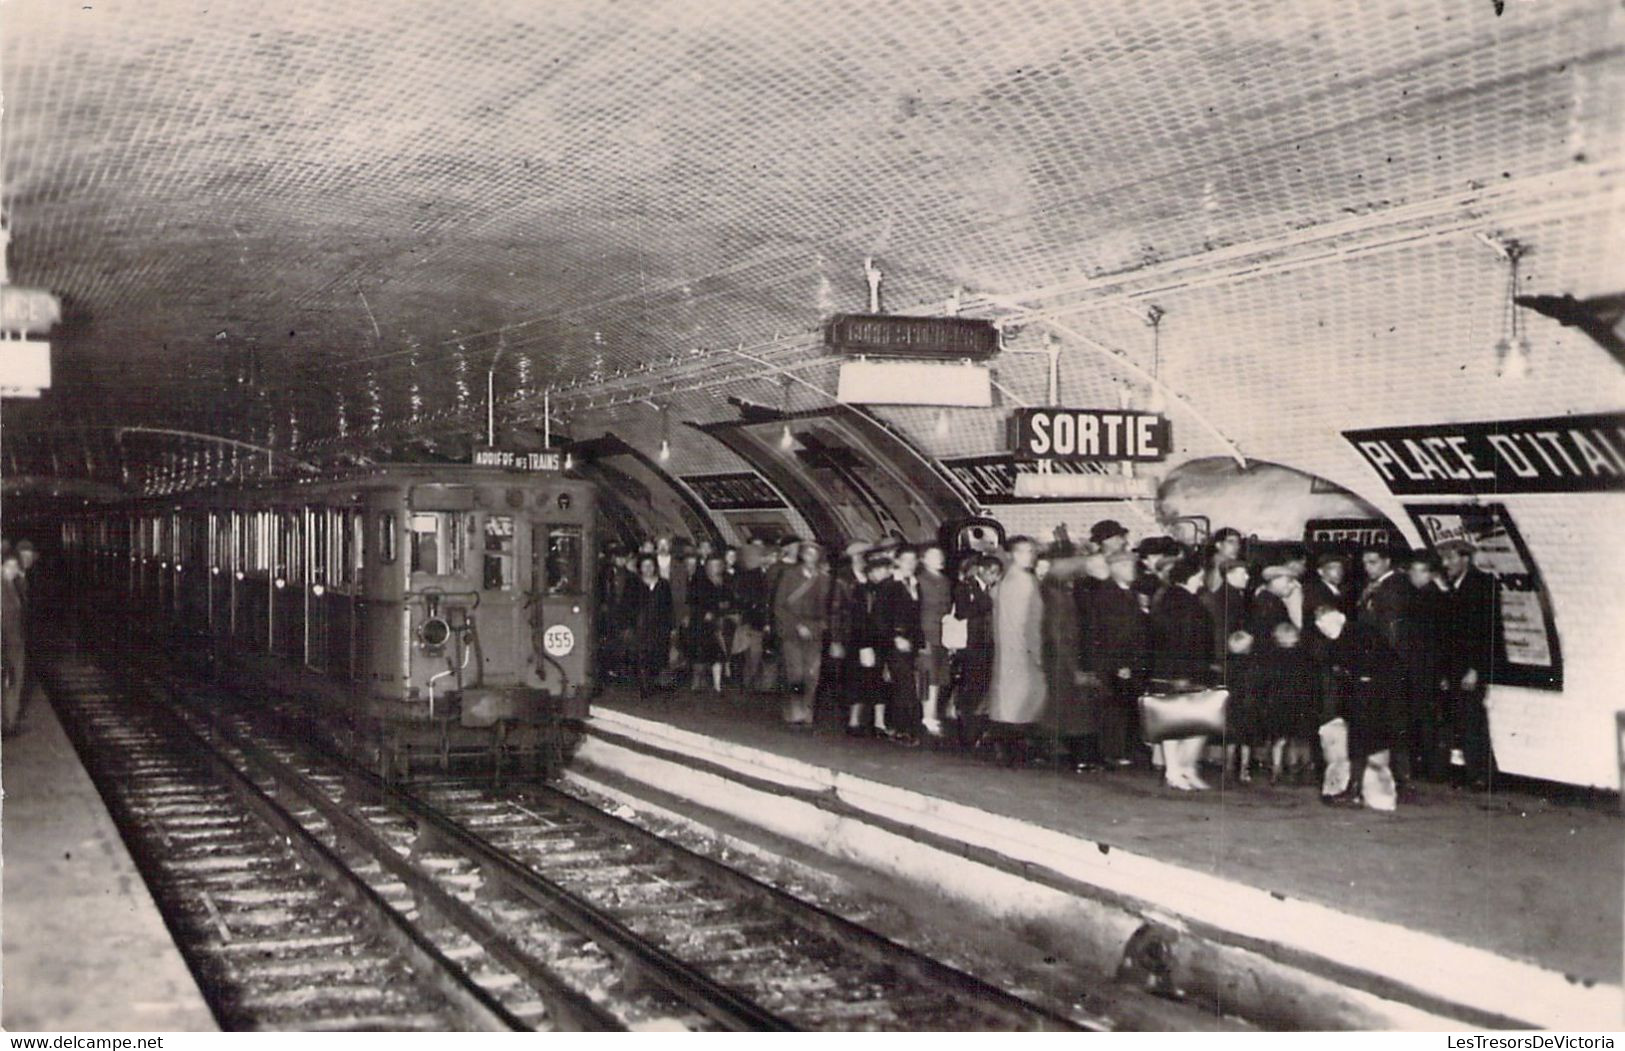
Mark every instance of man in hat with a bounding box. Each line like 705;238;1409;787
1088;519;1131;557
732;540;774;691
1437;539;1502;789
773;540;830;726
1396;551;1449;785
846;551;897;735
1304;551;1354;641
1248;564;1304;640
1084;549;1148;767
824;541;870;723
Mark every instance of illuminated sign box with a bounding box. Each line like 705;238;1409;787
1010;408;1170;462
0;339;51;398
824;313;999;360
836;360;993;407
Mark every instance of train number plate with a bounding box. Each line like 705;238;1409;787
542;625;575;657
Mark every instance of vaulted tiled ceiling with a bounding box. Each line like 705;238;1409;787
3;0;1621;471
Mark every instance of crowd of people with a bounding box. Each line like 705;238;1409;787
596;520;1504;809
1;538;43;738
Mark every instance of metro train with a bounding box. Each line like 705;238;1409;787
58;458;598;780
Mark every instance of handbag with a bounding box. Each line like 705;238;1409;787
1138;686;1228;743
941;612;969;651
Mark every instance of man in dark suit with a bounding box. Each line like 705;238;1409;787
1085;550;1149;767
1438;539;1502;788
876;546;925;740
1356;545;1410;655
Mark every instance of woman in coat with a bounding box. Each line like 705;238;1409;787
629;554;674;699
985;537;1046;763
1149;556;1219;790
687;554;734;693
1037;553;1099;770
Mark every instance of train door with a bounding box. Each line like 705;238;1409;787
528;519;591;697
360;489;407;700
305;505;328;672
476;504;522;684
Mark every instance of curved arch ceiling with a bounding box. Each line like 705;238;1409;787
2;0;1620;482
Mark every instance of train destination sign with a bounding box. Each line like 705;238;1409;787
471;448;561;472
823;313;1000;360
1010;408;1170;462
1344;412;1625;495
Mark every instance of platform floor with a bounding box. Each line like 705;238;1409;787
592;685;1622;990
1;691;216;1032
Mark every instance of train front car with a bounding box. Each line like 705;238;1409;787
365;459;596;781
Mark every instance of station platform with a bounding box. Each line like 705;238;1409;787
577;686;1623;1031
1;690;216;1032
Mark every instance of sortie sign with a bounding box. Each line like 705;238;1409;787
1010;408;1170;462
1344;412;1625;495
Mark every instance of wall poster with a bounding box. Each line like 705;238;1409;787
1405;502;1563;691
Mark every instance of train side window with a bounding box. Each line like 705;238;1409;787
483;514;515;591
539;524;584;595
378;511;397;565
349;510;364;582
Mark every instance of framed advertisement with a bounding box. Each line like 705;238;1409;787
1404;502;1563;691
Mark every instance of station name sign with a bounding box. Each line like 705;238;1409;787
1344;412;1625;495
1010;408;1170;462
943;455;1157;503
824;313;1000;361
471;448;561;472
682;472;786;511
0;287;61;335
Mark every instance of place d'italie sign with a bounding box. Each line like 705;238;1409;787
1344;412;1625;495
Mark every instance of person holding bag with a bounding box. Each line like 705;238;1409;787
1146;556;1222;791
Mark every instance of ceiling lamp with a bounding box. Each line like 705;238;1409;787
1143;305;1167;413
1494;240;1531;381
778;376;795;451
657;403;672;462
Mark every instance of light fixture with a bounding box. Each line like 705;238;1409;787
934;408;952;439
1144;305;1168;413
657;402;672;461
778;375;795;450
1492;239;1532;381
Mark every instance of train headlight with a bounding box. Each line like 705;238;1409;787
418;617;451;649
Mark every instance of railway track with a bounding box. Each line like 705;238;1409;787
51;649;1096;1030
41;658;539;1031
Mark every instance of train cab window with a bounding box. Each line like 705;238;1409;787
483;514;515;591
408;512;466;576
535;524;584;595
378;511;397;565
